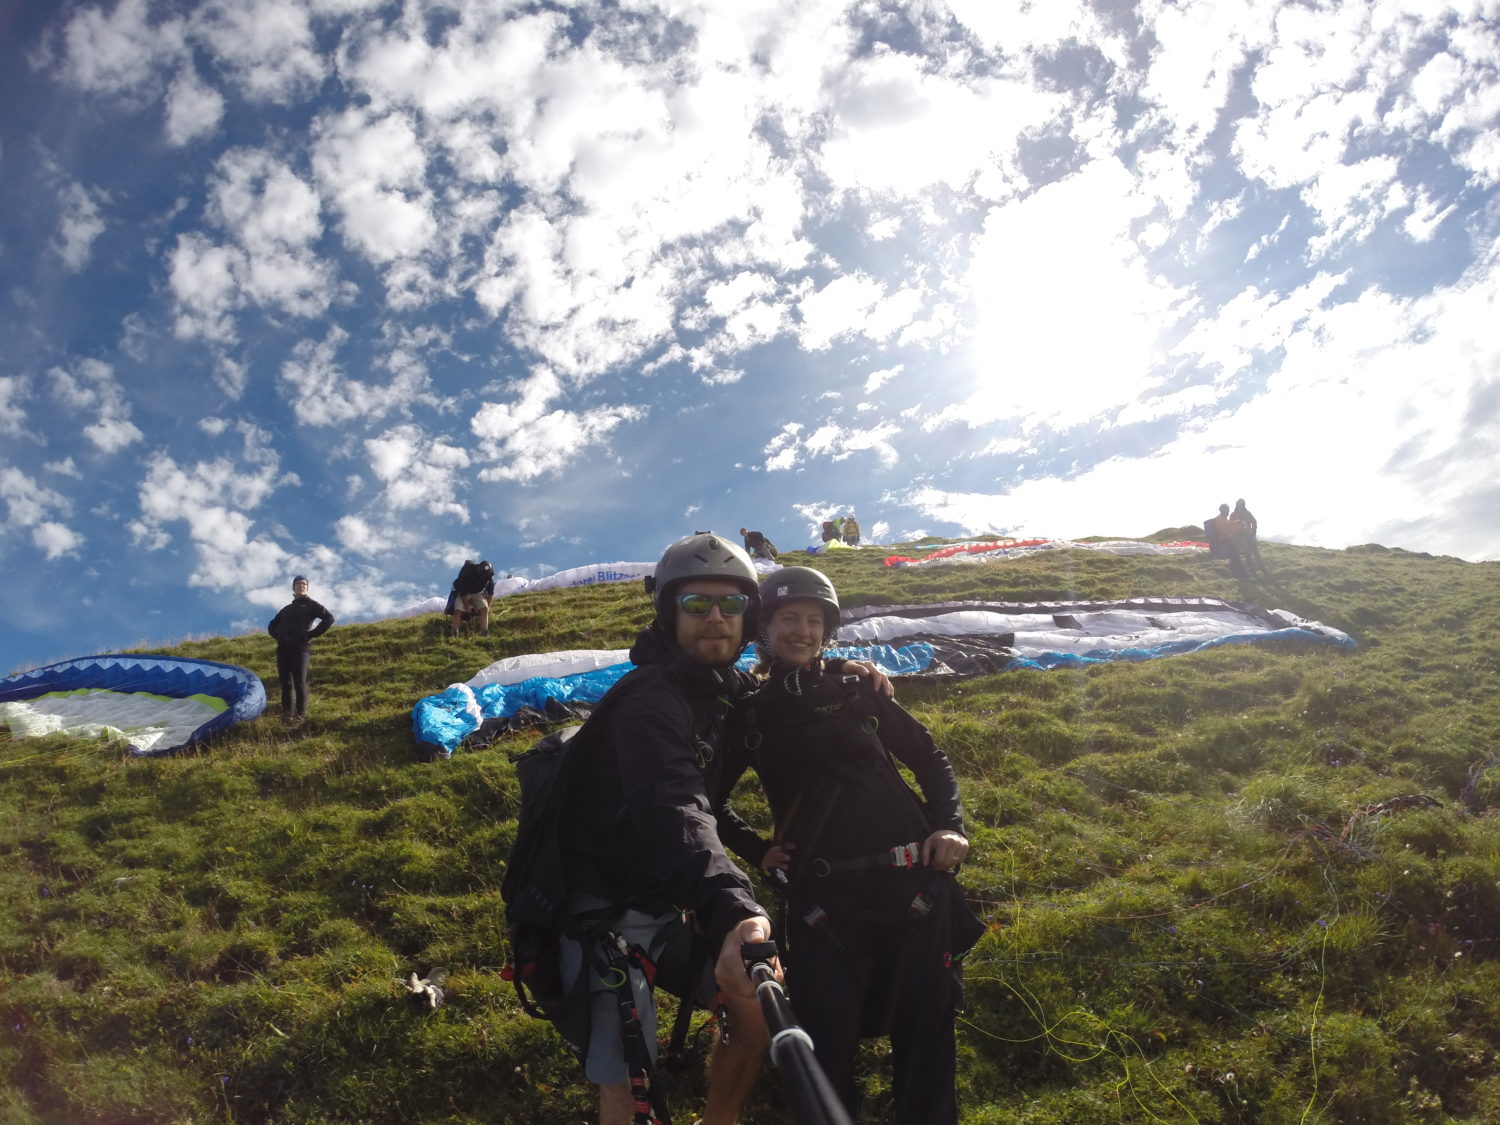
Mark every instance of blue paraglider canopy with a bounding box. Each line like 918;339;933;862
0;654;266;757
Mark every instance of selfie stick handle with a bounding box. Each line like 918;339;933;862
741;941;855;1125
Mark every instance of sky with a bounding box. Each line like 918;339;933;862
1;0;1498;676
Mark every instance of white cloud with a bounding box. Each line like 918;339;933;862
1135;0;1269;160
0;376;29;436
338;5;569;124
763;418;901;471
47;359;143;454
164;65;224;145
169;148;340;340
311;107;436;265
864;365;902;394
1114;383;1222;426
190;0;324;103
1302;155;1401;259
55;0;187;100
210;148;322;250
1402;189;1456;242
796;274;892;351
11;0;1500;668
764;422;804;472
54;180;106;271
335;514;379;555
697;271;789;353
471;367;645;482
44;457;80;478
0;466;70;529
168;233;243;342
213;354;249;399
131;424;290;588
32;521;83;559
364;424;472;520
278;326;431;427
83;417;145;455
928;158;1185;432
817;40;1060;198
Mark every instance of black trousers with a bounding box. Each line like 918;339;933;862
785;869;961;1125
276;647;311;717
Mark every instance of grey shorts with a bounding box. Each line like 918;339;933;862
558;895;718;1086
455;592;488;614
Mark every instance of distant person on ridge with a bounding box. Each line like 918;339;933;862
841;513;861;546
821;517;843;544
447;559;495;638
739;527;778;560
1231;498;1265;575
267;575;335;721
1205;504;1248;580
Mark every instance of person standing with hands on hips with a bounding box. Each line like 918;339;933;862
267;575;335;722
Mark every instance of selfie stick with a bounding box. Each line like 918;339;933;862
741;940;855;1125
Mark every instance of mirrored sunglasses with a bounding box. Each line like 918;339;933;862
677;592;751;617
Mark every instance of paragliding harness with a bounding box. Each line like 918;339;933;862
500;715;707;1125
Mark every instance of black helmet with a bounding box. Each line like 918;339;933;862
645;532;760;639
759;565;840;643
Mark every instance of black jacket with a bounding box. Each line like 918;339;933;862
267;596;335;652
559;624;767;947
717;661;964;874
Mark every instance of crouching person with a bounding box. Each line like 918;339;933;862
556;533;774;1124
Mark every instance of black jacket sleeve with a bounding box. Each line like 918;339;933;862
306;600;335;640
610;683;766;948
711;725;773;870
876;695;966;837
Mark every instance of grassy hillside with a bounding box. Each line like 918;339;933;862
2;537;1499;1124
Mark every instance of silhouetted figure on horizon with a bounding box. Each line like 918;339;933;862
1205;503;1249;580
1232;499;1266;575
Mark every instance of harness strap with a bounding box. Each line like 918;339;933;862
806;840;922;878
584;931;672;1125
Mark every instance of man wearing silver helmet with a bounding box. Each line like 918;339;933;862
555;532;775;1125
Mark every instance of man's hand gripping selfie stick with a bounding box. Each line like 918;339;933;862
741;940;855;1125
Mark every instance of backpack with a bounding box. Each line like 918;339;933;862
454;560;492;596
500;723;596;1059
500;713;691;1124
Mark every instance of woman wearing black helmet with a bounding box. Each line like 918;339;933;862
715;566;978;1125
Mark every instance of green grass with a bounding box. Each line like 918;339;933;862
3;536;1499;1123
